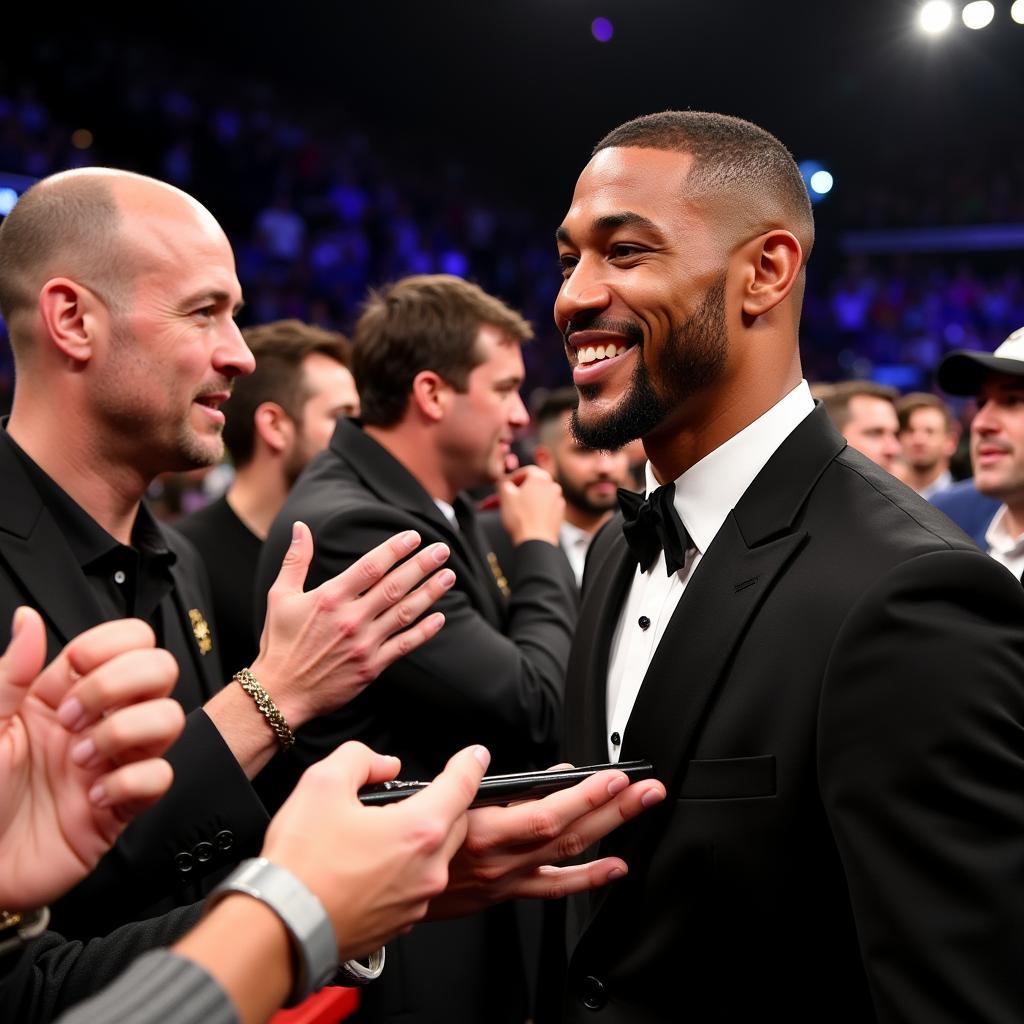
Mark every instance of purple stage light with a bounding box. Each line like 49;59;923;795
591;17;614;43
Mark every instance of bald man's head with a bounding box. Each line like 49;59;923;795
0;168;216;358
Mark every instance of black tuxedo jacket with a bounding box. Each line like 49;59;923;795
0;438;268;936
557;407;1024;1023
257;417;577;1024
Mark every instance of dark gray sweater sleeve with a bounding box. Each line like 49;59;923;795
54;950;237;1024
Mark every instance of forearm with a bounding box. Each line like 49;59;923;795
203;680;281;780
174;896;292;1024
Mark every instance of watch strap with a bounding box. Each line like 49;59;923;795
205;857;337;1005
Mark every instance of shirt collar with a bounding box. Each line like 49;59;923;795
985;504;1024;557
643;380;815;554
559;520;592;552
2;428;174;569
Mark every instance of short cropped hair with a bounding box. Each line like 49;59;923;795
222;320;351;467
0;173;134;349
533;386;580;447
821;380;899;432
352;274;532;427
896;392;954;433
593;111;814;262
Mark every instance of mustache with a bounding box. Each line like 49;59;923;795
563;315;644;348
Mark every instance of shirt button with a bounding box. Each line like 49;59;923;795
114;570;126;585
580;975;608;1010
638;615;651;630
610;732;621;746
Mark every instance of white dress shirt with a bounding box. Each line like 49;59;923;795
559;520;593;587
605;381;815;761
984;504;1024;581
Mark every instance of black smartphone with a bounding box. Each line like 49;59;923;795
358;760;655;807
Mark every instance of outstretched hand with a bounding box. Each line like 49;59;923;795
428;764;666;919
250;523;455;727
261;741;490;961
0;609;185;910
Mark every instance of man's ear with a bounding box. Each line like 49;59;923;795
409;370;450;423
253;402;295;456
38;277;107;364
533;443;553;473
740;230;804;319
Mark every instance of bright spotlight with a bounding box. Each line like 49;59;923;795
809;170;834;196
0;188;17;217
918;0;954;33
961;0;994;28
1012;0;1024;23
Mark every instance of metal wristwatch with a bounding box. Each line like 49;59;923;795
205;857;341;1005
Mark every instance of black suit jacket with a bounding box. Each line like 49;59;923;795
257;418;577;1024
258;417;576;779
0;438;268;936
556;406;1024;1023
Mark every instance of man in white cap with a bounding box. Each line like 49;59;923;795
937;326;1024;579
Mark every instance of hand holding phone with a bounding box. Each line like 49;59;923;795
359;760;655;807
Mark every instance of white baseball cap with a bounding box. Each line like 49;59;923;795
937;326;1024;396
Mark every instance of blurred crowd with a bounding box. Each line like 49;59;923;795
3;38;1024;413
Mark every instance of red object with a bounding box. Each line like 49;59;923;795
270;986;359;1024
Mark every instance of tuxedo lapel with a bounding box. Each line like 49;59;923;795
564;529;637;765
576;405;844;924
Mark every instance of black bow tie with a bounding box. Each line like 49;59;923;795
617;483;691;576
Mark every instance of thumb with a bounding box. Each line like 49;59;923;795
0;607;48;720
269;521;313;597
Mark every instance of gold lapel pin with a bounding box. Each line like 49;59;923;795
188;608;213;655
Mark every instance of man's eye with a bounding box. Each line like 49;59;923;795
609;243;643;260
558;254;578;277
193;306;216;318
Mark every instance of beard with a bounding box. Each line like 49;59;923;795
570;275;728;451
99;319;226;473
558;473;620;516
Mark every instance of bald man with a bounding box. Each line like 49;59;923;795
0;169;455;937
548;112;1024;1022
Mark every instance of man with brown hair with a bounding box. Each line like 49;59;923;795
820;379;902;473
258;273;578;1024
896;391;958;497
550;110;1024;1022
178;319;360;675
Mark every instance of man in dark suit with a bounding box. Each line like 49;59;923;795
0;168;456;938
178;319;360;677
547;111;1024;1022
259;273;578;1023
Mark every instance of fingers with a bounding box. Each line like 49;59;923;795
56;647;179;733
374;612;446;670
502;858;629;901
33;618;159;710
316;740;403;799
91;757;175;812
69;698;185;769
0;607;48;719
266;520;314;598
405;746;491;846
332;539;450;621
319;530;425;605
466;773;666;866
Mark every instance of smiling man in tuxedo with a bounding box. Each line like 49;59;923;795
548;111;1024;1023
